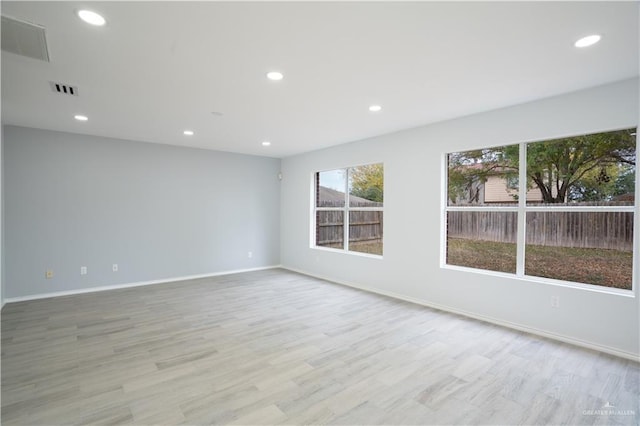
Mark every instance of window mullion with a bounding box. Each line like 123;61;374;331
344;168;350;251
516;142;527;276
633;132;640;295
446;206;519;212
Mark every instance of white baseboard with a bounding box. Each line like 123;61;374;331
282;266;640;362
3;265;282;304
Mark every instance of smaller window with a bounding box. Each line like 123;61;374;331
314;164;384;256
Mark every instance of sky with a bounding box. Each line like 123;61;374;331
319;169;346;192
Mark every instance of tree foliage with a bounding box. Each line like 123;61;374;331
349;164;383;202
614;169;635;197
447;147;518;204
448;129;636;204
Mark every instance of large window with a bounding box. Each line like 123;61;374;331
445;128;636;290
314;164;384;256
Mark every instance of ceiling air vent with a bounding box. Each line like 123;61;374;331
50;82;79;96
1;15;50;62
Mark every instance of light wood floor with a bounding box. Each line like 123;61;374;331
2;269;638;425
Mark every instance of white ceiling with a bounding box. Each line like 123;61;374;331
1;1;638;158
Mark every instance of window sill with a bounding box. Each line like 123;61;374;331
311;245;384;260
441;264;635;298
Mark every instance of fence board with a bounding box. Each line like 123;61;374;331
316;210;383;245
447;211;633;251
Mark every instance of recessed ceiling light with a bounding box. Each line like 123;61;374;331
77;10;106;26
266;71;284;81
183;130;194;136
262;141;271;147
369;105;382;112
74;114;88;121
574;34;601;48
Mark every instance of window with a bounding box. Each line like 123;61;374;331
314;164;383;256
445;128;636;290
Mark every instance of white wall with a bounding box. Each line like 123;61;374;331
281;78;640;359
4;126;281;299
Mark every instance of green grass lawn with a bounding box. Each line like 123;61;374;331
318;240;383;255
447;238;632;290
349;240;383;255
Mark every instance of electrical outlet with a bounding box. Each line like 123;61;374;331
112;264;118;272
550;295;560;308
45;269;54;279
80;266;87;275
248;251;253;258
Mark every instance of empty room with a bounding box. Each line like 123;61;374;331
1;1;639;425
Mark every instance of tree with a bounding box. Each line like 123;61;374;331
524;129;635;203
613;168;635;197
448;128;636;204
567;164;619;202
447;148;518;204
349;164;383;202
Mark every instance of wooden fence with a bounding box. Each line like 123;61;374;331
316;210;383;246
447;210;633;251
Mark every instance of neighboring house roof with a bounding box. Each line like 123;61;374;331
319;186;382;206
612;193;635;202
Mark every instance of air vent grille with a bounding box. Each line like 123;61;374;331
50;82;79;96
1;15;50;62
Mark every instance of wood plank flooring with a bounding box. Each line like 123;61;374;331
2;268;638;425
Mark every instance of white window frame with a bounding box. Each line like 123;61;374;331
312;163;384;258
442;131;637;295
